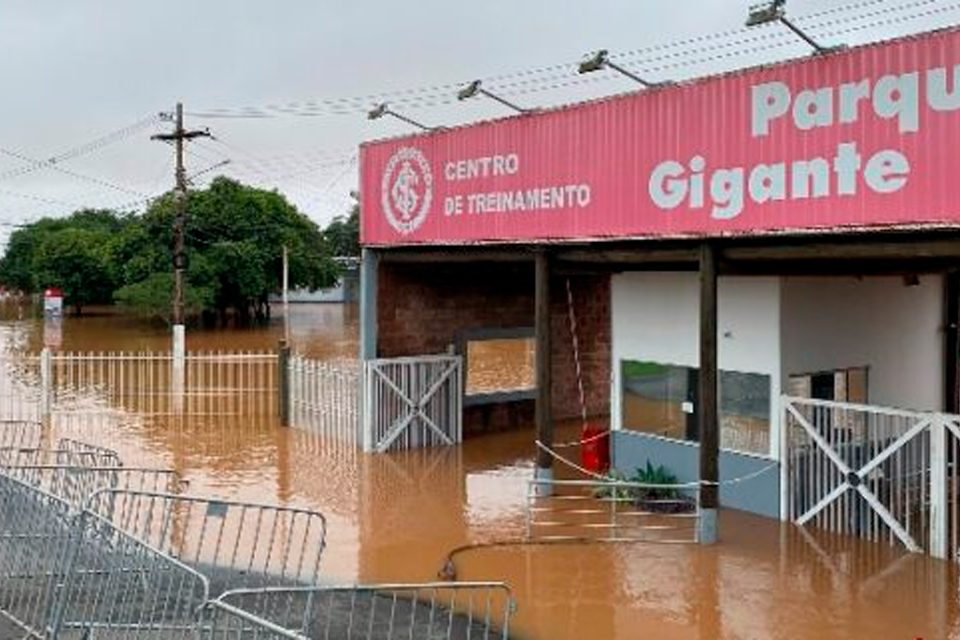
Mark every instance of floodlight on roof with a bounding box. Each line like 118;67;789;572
577;49;665;87
746;0;786;27
366;103;435;131
746;1;845;55
456;79;528;114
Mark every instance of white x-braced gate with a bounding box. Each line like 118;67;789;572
782;396;960;560
362;355;462;452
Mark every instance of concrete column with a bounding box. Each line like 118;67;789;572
359;248;379;450
39;348;52;423
930;416;948;559
534;250;554;496
359;248;379;361
172;324;185;414
699;243;719;544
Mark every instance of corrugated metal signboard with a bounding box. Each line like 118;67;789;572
361;27;960;246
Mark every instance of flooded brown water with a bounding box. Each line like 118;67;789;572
1;302;959;639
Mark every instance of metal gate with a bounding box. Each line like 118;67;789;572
782;396;957;559
362;355;462;453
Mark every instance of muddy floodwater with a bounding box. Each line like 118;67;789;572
1;303;959;639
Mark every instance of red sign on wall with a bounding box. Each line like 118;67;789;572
361;27;960;246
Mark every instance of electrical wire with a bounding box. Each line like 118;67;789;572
0;115;160;183
184;0;956;120
0;147;148;199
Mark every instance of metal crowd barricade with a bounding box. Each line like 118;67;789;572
49;507;211;640
5;465;184;511
0;418;41;450
526;478;701;543
54;437;123;465
0;473;75;639
0;444;121;469
83;489;328;595
201;582;516;640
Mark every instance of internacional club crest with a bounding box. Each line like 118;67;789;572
381;147;433;235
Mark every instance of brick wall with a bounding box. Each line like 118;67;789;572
376;260;611;433
550;275;611;421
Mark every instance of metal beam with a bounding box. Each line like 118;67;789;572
377;249;536;263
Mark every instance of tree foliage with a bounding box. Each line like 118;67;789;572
324;203;360;257
0;177;349;322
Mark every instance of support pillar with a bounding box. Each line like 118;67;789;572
172;324;185;414
698;243;719;544
278;339;291;427
534;250;554;496
39;347;52;425
930;416;948;559
359;248;379;451
944;271;959;413
359;248;379;361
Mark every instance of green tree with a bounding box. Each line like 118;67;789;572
114;272;214;321
0;179;340;324
32;227;115;315
0;209;128;294
129;177;338;323
324;204;360;257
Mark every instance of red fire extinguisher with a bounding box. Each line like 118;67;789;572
581;422;610;473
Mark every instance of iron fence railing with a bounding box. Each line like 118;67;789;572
288;354;359;442
526;478;701;544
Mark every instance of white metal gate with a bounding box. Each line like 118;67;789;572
782;396;959;560
362;355;462;453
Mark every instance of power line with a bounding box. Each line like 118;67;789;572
184;0;959;121
0;147;148;199
0;114;160;183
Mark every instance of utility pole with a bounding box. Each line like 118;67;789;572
282;245;290;341
151;103;211;369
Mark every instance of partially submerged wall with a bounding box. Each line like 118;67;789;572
376;261;610;433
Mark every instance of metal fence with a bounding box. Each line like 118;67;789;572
526;478;701;543
1;349;279;420
0;473;76;639
0;419;41;450
42;349;279;417
782;396;960;560
50;507;211;640
0;473;514;640
362;356;463;453
202;582;515;640
84;489;328;595
288;354;359;442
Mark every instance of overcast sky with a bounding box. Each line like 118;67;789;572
1;0;958;246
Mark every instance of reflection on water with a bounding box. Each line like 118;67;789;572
0;302;358;359
466;338;535;396
1;304;959;639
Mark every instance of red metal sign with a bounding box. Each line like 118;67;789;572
361;28;960;246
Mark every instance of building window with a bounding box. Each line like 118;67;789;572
463;335;536;398
620;360;771;456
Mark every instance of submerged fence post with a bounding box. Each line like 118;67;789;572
278;340;291;427
39;348;52;423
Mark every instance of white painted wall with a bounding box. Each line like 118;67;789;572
610;272;781;455
781;275;944;411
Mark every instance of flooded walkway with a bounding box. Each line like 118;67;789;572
1;304;958;639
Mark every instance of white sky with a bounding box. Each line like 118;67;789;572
0;0;958;247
